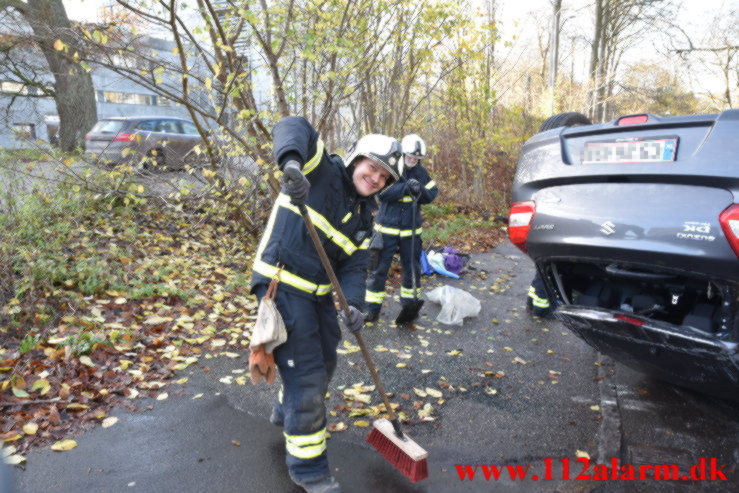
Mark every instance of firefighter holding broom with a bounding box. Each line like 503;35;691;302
249;116;403;492
364;134;438;323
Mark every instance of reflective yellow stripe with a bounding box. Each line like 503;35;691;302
359;238;370;249
374;224;401;235
528;290;550;307
254;194;281;261
341;212;352;223
400;286;421;298
373;224;423;237
284;428;327;459
254;259;332;295
278;194;358;256
399;196;413;202
365;290;385;303
285;428;326;446
399;227;422;238
302;139;324;175
286;441;327;459
425;180;436;189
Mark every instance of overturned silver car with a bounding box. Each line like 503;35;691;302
509;111;739;400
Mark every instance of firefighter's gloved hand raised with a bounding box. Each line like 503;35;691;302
407;178;421;196
341;306;364;333
282;160;310;206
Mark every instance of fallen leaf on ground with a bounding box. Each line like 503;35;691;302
22;423;38;435
51;440;77;451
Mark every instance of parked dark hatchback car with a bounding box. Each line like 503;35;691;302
509;110;739;400
84;116;205;169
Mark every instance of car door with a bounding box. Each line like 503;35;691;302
155;119;185;167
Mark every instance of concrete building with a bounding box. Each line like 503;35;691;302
0;29;272;149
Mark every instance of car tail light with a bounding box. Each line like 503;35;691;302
617;114;649;125
615;314;645;326
719;204;739;257
113;133;136;142
508;201;535;253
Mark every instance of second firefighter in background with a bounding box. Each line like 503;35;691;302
365;134;438;321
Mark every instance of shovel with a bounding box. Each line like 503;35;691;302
395;190;424;325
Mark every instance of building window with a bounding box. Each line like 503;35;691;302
1;81;29;95
12;124;35;140
101;91;156;105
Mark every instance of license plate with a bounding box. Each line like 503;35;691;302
582;137;678;165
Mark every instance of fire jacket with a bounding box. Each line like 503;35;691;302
375;164;438;234
250;116;374;308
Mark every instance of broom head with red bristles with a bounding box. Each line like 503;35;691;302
366;418;428;482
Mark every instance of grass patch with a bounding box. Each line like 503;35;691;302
422;201;506;252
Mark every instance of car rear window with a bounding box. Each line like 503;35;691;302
91;120;125;133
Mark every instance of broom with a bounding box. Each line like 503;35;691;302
298;204;429;482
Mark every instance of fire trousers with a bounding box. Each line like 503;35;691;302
527;272;553;317
253;284;340;483
365;232;422;315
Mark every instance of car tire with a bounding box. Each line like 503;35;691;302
539;112;592;132
144;148;165;171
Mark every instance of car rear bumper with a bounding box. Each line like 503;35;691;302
555;305;739;400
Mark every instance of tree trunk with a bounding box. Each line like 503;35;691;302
589;0;603;121
21;0;98;151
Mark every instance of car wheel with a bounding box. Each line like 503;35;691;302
539;112;592;132
144;148;165;170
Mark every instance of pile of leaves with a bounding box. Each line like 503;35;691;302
1;202;257;464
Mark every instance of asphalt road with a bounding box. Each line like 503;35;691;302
11;242;739;493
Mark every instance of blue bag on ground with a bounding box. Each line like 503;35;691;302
420;250;434;275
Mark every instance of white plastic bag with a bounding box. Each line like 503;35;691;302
426;285;481;325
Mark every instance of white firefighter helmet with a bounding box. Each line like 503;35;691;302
401;133;426;160
344;134;403;183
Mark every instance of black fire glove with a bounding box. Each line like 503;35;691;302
368;230;383;270
407;178;421;196
341;305;364;333
282;160;310;206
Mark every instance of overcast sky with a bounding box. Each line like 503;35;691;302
63;0;736;95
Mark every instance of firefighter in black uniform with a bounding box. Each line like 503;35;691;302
527;272;554;318
250;116;402;493
364;134;438;321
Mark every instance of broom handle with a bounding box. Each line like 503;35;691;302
299;205;403;434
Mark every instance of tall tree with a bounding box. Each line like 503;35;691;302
0;0;97;151
588;0;672;122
